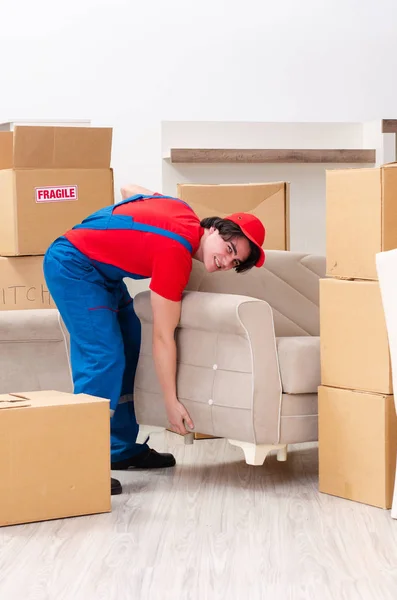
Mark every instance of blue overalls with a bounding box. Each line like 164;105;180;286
43;195;193;463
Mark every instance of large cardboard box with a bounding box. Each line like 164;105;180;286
0;126;112;169
0;168;114;255
320;278;392;394
318;385;397;509
0;390;111;527
0;256;54;310
326;164;397;280
177;182;290;251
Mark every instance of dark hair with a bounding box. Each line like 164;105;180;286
200;216;260;273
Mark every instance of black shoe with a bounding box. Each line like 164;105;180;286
111;477;122;495
111;448;176;470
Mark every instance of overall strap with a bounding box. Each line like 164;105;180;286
130;222;192;253
114;194;194;252
72;205;113;230
72;195;194;253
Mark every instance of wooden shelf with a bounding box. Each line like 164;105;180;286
382;120;397;134
169;148;376;164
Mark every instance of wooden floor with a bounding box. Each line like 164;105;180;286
1;435;397;600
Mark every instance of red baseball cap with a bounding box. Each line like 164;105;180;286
225;212;266;267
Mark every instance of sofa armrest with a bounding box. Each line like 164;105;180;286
0;308;65;342
134;290;283;444
135;289;271;332
0;308;73;395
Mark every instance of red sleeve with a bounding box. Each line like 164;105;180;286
150;246;192;302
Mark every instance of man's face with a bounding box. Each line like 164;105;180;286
202;228;251;273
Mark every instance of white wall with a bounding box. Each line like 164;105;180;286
1;0;397;246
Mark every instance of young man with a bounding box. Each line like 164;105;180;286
43;184;266;496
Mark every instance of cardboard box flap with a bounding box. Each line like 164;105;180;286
178;182;285;214
13;127;54;169
11;126;112;169
0;132;14;169
247;185;287;242
0;390;110;409
0;394;31;410
51;127;112;168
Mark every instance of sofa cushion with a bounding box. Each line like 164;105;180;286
276;336;320;394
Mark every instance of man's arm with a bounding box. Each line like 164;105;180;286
150;291;194;435
120;184;156;200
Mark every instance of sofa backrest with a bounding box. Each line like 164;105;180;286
186;250;326;336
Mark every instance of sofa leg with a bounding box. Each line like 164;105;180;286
228;440;288;466
277;445;288;462
136;424;166;444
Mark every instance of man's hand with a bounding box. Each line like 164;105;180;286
120;184;155;200
166;399;194;435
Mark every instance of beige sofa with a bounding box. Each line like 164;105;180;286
134;250;325;464
0;309;72;395
0;250;325;466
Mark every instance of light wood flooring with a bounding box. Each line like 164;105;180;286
1;435;397;600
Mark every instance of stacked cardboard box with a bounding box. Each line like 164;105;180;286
0;125;114;310
0;127;114;526
319;164;397;509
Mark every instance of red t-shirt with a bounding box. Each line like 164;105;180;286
64;195;203;302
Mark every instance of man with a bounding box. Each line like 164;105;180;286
43;184;266;495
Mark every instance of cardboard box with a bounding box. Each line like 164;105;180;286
177;182;290;251
320;278;392;394
326;164;397;280
0;390;111;527
318;385;397;509
0;126;112;169
0;256;55;310
0;168;114;255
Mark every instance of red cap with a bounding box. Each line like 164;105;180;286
225;212;265;267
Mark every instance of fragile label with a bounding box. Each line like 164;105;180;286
35;185;78;203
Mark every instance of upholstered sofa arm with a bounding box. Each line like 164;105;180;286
134;290;283;444
0;309;73;395
134;289;275;335
0;308;64;342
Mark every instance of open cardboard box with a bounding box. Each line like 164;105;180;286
177;182;290;251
